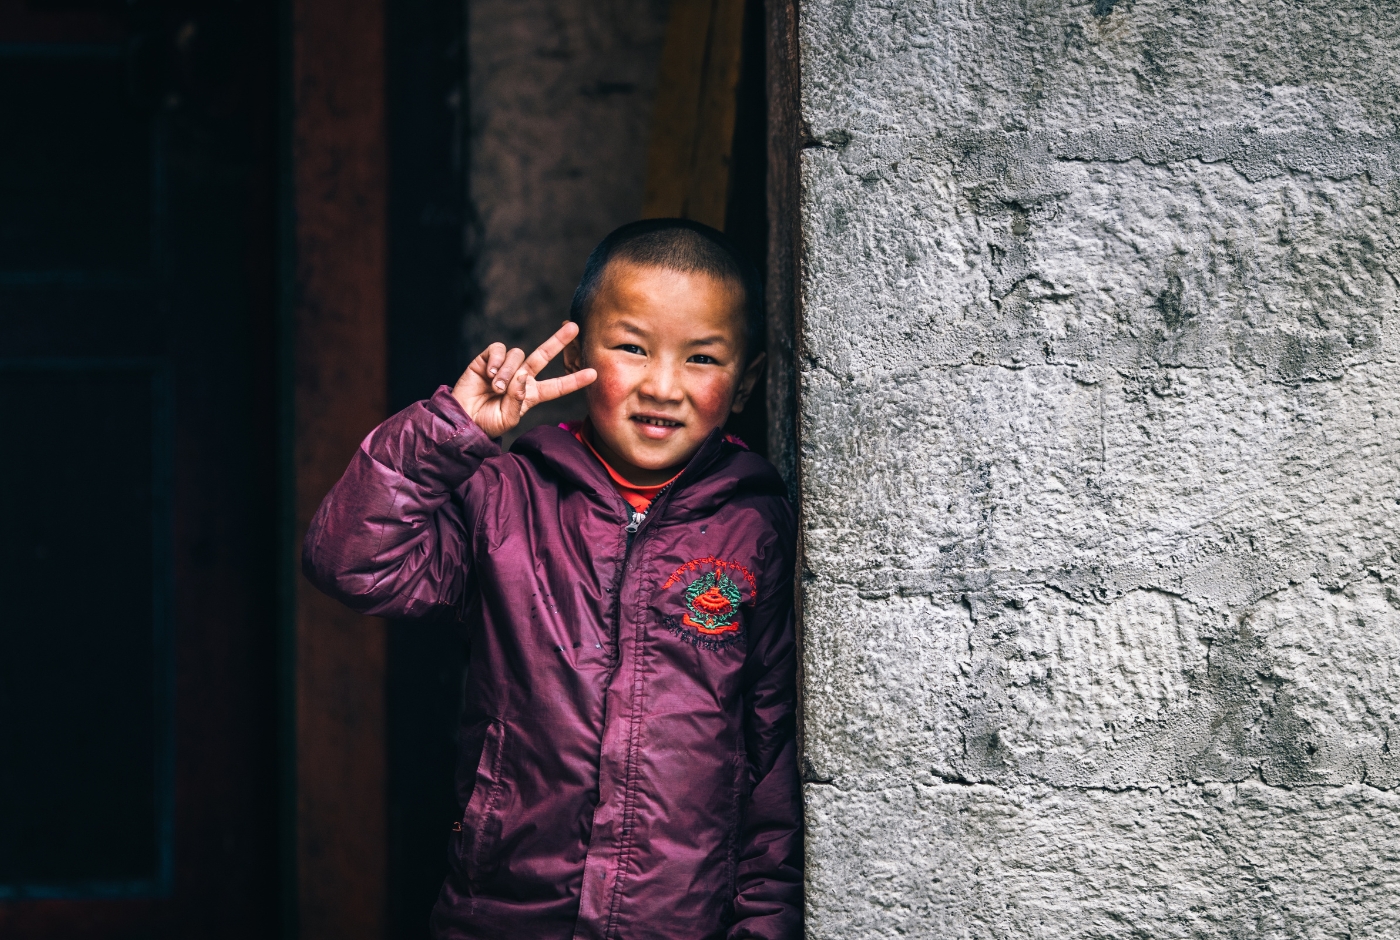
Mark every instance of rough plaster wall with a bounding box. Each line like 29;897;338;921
468;0;668;439
797;1;1400;936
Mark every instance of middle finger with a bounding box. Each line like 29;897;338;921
493;347;527;393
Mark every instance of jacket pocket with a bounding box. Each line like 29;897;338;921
454;718;508;885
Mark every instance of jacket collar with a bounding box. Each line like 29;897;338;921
509;423;781;517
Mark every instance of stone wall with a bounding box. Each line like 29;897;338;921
468;0;669;441
796;1;1400;936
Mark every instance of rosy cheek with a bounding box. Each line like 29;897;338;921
685;375;736;426
586;363;634;415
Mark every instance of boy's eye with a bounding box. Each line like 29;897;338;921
688;354;719;365
617;344;645;355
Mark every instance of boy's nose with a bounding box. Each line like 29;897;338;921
637;363;683;403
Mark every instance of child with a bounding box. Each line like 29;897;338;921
303;219;801;939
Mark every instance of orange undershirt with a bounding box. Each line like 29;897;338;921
572;423;681;514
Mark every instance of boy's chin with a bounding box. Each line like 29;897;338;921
612;431;707;472
616;440;692;471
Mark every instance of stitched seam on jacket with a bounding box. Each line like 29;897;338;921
576;500;627;938
727;738;747;917
603;536;655;939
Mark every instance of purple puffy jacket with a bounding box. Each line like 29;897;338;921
303;388;801;940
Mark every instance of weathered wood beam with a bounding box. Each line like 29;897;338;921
290;0;387;933
644;0;747;229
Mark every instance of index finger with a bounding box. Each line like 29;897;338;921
534;367;596;403
522;321;581;377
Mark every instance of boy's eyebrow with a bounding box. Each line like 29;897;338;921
609;321;734;348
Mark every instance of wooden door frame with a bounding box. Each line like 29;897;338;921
284;0;390;937
765;0;799;491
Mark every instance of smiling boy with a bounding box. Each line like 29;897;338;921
304;219;801;939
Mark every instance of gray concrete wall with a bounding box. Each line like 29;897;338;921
796;1;1400;936
468;0;669;440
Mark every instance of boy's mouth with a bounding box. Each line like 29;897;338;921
631;415;683;428
630;414;684;440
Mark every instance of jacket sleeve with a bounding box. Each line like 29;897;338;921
729;517;802;940
302;385;499;619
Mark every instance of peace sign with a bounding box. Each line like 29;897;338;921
451;321;597;439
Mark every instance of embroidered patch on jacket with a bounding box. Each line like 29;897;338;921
661;556;757;651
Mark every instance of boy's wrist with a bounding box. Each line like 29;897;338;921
421;387;502;462
433;386;491;436
438;384;474;423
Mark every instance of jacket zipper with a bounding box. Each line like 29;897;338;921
608;478;678;651
620;478;674;559
598;477;677;937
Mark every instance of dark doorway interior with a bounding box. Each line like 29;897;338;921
0;0;280;937
721;0;768;457
383;0;467;935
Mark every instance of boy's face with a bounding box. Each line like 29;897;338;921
562;262;765;486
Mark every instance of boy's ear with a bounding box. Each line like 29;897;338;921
561;331;584;372
729;351;767;414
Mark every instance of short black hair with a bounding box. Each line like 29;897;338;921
568;218;764;359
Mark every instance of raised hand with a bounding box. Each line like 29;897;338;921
451;321;597;439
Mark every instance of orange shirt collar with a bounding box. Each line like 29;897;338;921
572;422;680;514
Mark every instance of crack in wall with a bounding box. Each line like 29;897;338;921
804;772;1400;797
806;126;1400;187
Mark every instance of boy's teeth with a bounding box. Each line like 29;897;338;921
636;416;679;426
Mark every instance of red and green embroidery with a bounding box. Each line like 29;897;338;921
682;567;743;635
663;556;756;650
661;555;757;593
